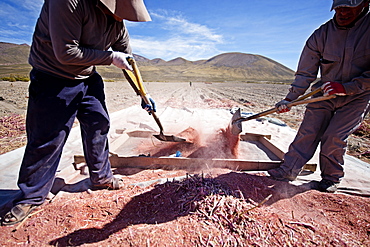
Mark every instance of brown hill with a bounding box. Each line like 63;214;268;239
0;43;294;82
166;57;194;66
205;52;261;67
0;42;30;65
204;52;293;78
134;52;294;82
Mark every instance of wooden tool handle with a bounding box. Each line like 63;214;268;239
288;95;335;107
239;94;336;122
150;111;164;133
291;87;322;102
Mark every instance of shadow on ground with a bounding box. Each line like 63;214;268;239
49;171;316;246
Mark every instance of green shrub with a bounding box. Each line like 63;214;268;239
1;74;30;82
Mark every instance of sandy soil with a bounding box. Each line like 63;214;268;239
0;169;369;246
0;80;368;159
0;80;370;246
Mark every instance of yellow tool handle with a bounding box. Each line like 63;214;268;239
122;69;140;96
127;57;147;96
125;57;165;133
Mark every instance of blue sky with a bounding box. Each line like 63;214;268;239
0;0;334;70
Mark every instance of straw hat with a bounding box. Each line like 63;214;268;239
99;0;151;21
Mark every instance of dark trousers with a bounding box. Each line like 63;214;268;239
280;91;370;183
17;69;113;205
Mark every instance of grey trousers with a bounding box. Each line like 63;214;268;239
280;92;370;183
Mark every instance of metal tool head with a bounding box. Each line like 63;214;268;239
153;133;187;142
230;108;243;135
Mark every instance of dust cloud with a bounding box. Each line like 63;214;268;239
136;125;240;161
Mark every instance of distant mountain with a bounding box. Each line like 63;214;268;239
205;52;260;67
166;57;193;66
0;42;30;65
0;42;295;82
135;52;294;82
150;58;167;65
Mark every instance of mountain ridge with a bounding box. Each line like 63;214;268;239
0;42;294;82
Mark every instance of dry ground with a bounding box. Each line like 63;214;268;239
0;80;369;160
1;169;369;246
0;80;370;246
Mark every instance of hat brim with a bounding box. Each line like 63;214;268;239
331;0;364;11
100;0;151;22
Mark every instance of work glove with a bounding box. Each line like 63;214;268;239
141;95;156;114
111;52;133;70
321;81;346;96
275;98;292;113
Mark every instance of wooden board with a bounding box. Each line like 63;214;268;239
73;130;317;173
74;155;316;172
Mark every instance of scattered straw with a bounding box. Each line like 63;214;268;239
166;173;320;246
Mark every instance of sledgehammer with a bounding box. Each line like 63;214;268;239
230;88;336;135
